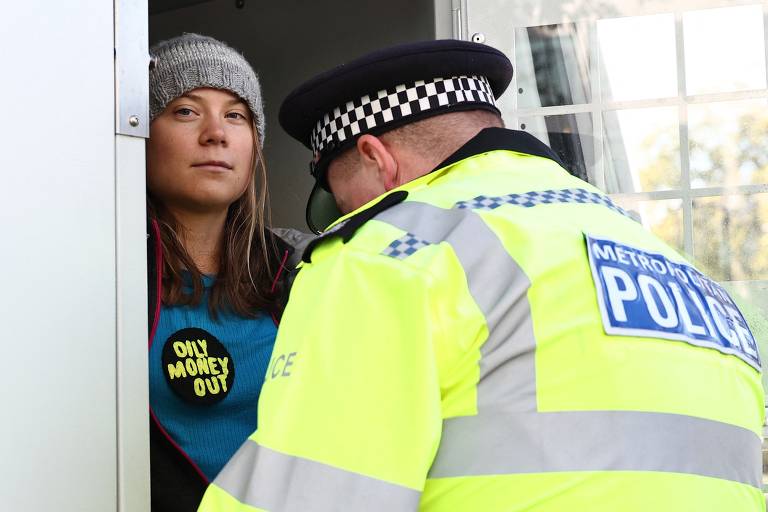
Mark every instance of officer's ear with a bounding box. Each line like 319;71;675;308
356;134;399;190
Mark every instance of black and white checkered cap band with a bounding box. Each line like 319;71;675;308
310;75;496;158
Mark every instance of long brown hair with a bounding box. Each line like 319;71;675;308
147;120;279;319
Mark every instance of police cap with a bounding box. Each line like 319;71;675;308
279;39;513;233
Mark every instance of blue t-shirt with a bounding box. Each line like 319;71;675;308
149;275;277;480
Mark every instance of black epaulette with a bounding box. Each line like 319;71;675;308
302;190;408;263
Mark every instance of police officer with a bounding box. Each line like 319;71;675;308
199;40;765;511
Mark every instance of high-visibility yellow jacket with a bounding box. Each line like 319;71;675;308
199;128;765;512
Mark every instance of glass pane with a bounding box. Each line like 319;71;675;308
519;113;594;182
684;5;766;95
720;280;768;391
515;21;591;108
612;197;684;253
598;14;677;102
603;107;680;194
693;193;768;281
688;99;768;188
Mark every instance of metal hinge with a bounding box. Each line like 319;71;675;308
452;0;463;40
115;0;149;137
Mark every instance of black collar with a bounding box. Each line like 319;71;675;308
431;127;565;173
301;128;565;263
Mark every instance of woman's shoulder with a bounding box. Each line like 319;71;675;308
269;227;315;268
266;228;316;317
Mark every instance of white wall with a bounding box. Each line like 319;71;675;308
150;0;436;229
0;1;119;510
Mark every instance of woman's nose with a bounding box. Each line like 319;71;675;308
199;117;227;145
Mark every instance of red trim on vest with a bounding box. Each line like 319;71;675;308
147;219;208;484
270;249;290;327
271;249;289;294
150;408;209;484
149;218;163;349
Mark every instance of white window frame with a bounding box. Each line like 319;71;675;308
461;0;768;405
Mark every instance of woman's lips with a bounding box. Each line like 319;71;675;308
192;160;233;171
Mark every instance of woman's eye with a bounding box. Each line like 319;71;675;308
226;111;248;120
175;107;194;116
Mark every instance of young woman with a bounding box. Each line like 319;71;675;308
145;34;305;511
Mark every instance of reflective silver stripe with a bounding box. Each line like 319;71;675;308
214;441;421;511
375;200;761;488
375;201;537;412
428;410;763;488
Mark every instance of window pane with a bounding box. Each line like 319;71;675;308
603;107;680;193
612;197;684;253
515;22;591;108
688;99;768;188
684;5;766;95
693;193;768;281
519;113;594;182
598;14;677;102
720;280;768;391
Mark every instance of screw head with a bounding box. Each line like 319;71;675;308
129;115;140;127
471;33;486;43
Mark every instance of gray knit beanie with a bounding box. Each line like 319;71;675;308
149;33;265;145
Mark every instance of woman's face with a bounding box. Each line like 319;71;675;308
147;88;255;214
